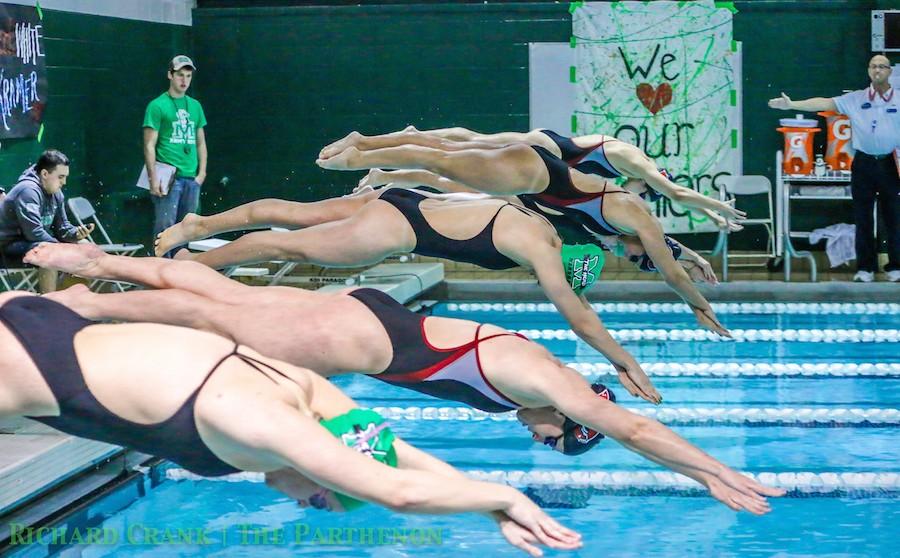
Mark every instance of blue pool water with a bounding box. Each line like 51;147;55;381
11;303;900;557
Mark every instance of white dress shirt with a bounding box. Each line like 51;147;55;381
833;85;900;156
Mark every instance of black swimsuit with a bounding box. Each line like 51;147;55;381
0;296;294;477
520;146;628;237
378;188;523;270
540;130;666;203
348;288;524;412
539;129;624;179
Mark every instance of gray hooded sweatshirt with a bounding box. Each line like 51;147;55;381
0;166;79;244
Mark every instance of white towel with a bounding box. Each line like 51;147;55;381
809;223;856;268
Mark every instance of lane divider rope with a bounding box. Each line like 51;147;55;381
445;302;900;315
565;361;900;378
368;406;900;427
515;328;900;343
163;468;900;498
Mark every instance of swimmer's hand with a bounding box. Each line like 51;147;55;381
768;92;793;110
718;198;747;222
703;469;786;515
690;304;731;338
709;210;745;233
682;257;718;285
498;496;582;556
614;361;662;405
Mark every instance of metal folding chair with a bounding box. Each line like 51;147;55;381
714;175;778;282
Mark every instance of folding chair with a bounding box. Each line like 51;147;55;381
0;269;39;292
67;197;144;291
713;175;777;282
0;252;39;292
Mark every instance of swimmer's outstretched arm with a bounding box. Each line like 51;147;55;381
525;242;661;404
236;380;581;556
696;206;744;232
315;378;579;556
617;152;745;221
520;366;786;514
611;206;730;337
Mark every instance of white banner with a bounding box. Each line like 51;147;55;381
573;0;739;233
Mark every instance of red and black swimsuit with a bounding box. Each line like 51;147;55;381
348;288;524;413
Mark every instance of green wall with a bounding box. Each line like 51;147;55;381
192;2;570;205
0;8;190;249
193;0;896;252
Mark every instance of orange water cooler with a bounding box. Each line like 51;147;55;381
817;111;854;171
777;117;820;175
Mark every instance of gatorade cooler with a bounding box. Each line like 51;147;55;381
817;111;854;171
777;116;820;175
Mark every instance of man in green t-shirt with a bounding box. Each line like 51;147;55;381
142;55;208;257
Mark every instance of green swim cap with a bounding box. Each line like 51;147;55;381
561;243;605;295
319;408;398;511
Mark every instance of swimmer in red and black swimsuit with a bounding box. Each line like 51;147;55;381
317;139;731;337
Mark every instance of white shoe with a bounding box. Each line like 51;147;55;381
887;270;900;283
853;271;874;283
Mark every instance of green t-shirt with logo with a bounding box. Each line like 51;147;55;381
143;92;207;177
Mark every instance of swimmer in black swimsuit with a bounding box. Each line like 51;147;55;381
319;125;745;230
0;291;585;555
152;187;668;385
24;244;783;515
317;147;730;336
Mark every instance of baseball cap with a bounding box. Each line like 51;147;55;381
169;55;196;71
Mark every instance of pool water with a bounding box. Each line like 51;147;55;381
10;302;900;557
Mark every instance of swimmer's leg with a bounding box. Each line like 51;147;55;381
317;144;549;196
322;130;507;159
418;127;553;149
323;128;557;160
25;242;248;302
46;284;227;334
154;191;379;257
180;199;415;270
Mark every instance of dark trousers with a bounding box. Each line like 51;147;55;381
850;151;900;272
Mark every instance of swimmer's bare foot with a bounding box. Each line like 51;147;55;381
319;131;363;160
23;243;105;275
43;284;94;315
356;169;391;192
155;213;206;257
173;248;195;261
316;146;363;171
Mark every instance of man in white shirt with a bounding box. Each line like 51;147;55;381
769;54;899;283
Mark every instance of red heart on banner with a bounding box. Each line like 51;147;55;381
636;82;673;115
